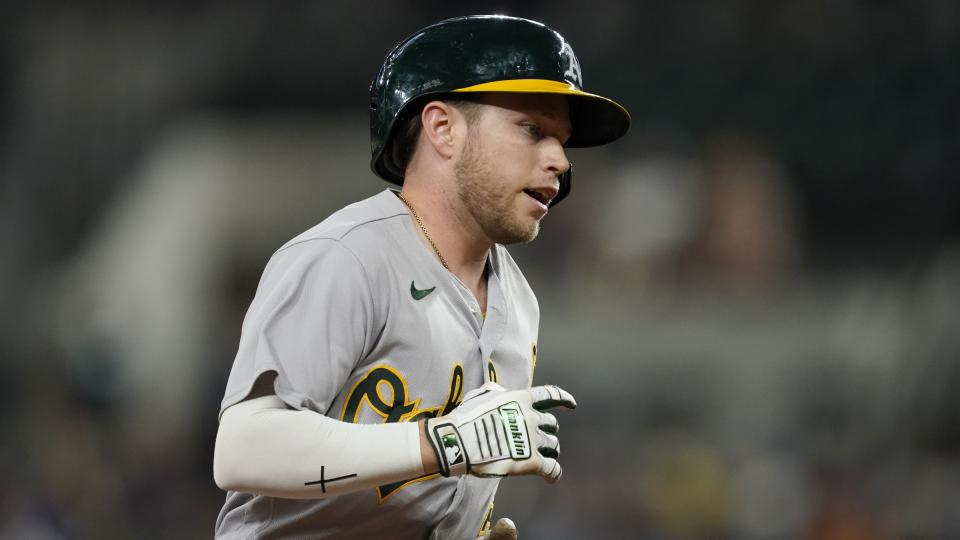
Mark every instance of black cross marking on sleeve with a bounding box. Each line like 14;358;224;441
304;466;358;494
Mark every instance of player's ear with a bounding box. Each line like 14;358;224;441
420;101;457;159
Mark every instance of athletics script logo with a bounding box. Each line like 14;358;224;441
341;364;464;501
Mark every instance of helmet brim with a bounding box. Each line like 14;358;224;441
451;79;631;148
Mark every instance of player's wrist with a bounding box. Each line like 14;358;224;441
419;420;441;475
424;417;470;477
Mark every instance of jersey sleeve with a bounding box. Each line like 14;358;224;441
219;238;376;418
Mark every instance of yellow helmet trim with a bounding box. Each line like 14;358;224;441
452;79;630;120
453;78;581;94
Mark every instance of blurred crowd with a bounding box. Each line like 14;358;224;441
1;2;958;539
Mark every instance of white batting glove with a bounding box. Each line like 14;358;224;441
425;382;577;482
483;517;519;540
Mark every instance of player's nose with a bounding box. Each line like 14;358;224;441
542;138;571;177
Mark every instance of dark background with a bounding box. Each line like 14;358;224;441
2;2;958;538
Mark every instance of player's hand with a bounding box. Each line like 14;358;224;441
483;517;519;540
425;382;577;482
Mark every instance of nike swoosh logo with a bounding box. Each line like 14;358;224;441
410;281;436;300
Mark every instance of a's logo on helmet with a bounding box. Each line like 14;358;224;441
558;40;582;85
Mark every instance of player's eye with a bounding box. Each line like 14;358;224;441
521;123;542;138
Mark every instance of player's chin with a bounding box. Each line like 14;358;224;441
495;216;540;245
513;217;541;244
526;222;542;242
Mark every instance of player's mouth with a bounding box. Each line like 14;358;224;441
522;186;558;209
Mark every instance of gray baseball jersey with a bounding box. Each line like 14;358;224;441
215;189;540;539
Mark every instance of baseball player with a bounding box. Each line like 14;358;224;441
213;15;630;539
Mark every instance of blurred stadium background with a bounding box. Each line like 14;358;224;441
2;1;958;538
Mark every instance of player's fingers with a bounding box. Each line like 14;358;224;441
530;385;577;411
539;446;559;459
538;429;560;449
536;411;559;435
538;431;559;459
538;455;563;483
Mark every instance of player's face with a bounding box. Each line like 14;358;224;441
454;93;572;245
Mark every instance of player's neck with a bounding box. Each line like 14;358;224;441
396;187;490;300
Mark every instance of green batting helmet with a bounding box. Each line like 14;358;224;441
369;14;630;206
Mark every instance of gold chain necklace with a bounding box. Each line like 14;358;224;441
395;192;449;270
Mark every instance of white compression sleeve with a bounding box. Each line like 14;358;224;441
213;395;425;499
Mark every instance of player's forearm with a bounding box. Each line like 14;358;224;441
213;395;426;499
